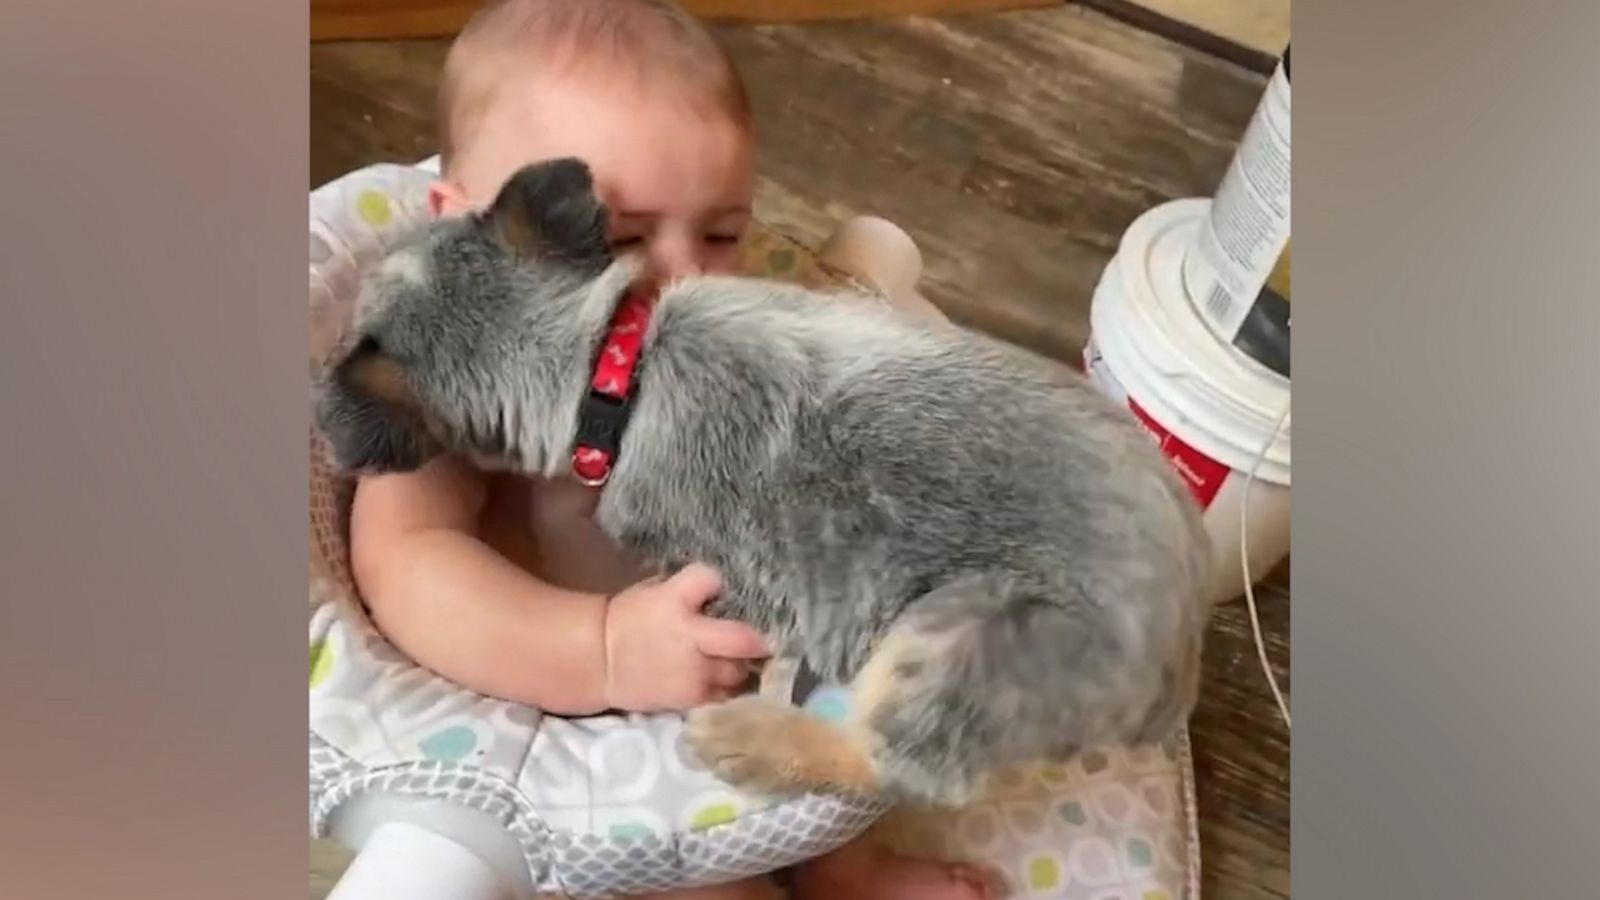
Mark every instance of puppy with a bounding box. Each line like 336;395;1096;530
317;159;1211;807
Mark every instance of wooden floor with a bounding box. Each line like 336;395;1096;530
310;6;1288;897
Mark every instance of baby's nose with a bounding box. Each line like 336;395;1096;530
647;235;702;283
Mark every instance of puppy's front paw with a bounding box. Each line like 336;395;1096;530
687;697;809;793
687;696;878;795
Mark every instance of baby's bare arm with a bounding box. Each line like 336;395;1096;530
350;455;613;714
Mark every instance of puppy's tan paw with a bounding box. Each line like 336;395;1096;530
687;697;879;795
687;697;810;793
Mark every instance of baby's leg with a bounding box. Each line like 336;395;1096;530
536;877;783;900
791;837;993;900
817;216;947;323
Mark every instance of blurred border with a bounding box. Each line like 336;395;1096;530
4;1;1600;898
1296;0;1600;895
0;2;309;898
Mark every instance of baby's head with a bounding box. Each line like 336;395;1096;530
433;0;754;280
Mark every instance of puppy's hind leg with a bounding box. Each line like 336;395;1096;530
687;573;1200;803
849;573;1202;807
685;595;1026;803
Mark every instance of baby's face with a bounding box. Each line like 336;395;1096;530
435;78;754;282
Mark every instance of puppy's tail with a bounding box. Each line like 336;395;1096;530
849;572;1203;806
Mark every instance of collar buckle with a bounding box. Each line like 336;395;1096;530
571;288;655;488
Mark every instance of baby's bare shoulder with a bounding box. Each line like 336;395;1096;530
352;454;490;537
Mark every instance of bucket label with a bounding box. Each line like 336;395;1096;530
1184;55;1291;375
1126;400;1232;509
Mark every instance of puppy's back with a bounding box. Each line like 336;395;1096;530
643;275;1209;642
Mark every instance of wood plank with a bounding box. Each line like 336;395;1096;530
312;0;1059;42
1077;0;1287;72
720;10;1263;361
680;0;1059;23
313;2;481;42
1117;0;1287;55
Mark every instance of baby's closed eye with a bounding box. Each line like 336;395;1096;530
610;232;740;249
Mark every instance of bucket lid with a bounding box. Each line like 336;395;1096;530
1092;200;1291;485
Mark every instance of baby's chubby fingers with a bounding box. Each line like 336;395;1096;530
706;658;753;689
664;563;724;608
661;563;771;661
692;618;770;661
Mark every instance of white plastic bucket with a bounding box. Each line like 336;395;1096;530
1084;199;1290;605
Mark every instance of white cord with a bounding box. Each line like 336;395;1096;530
1240;400;1292;730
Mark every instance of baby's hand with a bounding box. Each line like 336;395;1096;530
603;564;770;712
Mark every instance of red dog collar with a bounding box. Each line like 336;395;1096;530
571;286;656;487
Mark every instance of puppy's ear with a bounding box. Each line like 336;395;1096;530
480;158;612;273
317;336;441;474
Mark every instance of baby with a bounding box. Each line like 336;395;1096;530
349;1;986;898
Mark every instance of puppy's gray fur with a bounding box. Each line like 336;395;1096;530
318;159;1211;806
